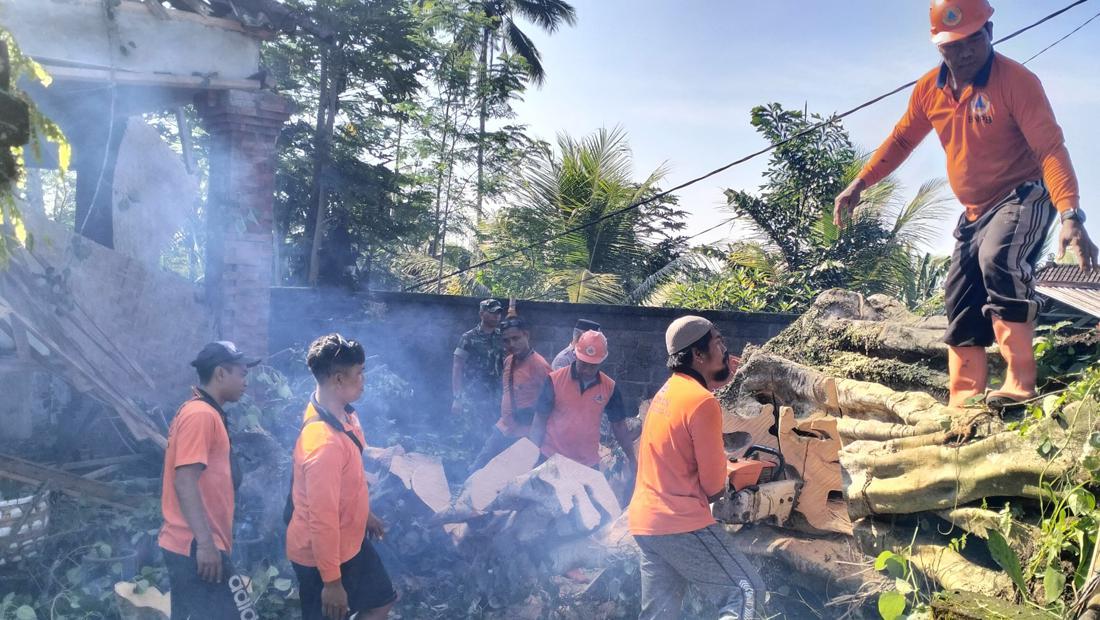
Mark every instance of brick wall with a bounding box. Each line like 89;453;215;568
197;89;291;356
270;289;796;416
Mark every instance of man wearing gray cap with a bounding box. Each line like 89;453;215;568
627;317;766;620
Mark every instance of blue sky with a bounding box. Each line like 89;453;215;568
513;1;1100;257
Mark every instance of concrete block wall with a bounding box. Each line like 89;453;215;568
270;289;797;419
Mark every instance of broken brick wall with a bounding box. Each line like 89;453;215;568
269;288;797;418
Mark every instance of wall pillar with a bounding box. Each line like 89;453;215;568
196;89;291;355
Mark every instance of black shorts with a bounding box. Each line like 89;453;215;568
292;536;396;619
163;542;258;620
943;180;1056;347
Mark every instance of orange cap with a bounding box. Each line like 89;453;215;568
930;0;994;45
575;330;608;364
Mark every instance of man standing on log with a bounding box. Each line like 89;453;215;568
551;319;601;371
159;341;258;619
834;0;1098;409
451;299;505;421
628;316;765;619
529;330;637;472
287;334;395;620
470;315;551;471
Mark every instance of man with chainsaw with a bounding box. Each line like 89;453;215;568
628;316;766;620
834;0;1097;409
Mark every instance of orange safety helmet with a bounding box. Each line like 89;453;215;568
930;0;994;45
574;330;609;365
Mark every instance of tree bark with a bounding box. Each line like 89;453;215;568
306;48;339;286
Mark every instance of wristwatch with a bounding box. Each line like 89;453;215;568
1061;208;1086;224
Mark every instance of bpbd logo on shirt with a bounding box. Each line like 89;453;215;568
968;93;995;125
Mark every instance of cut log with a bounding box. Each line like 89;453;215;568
488;455;622;539
387;452;451;515
842;400;1092;519
777;408;852;535
931;589;1057;619
732;524;888;605
723;402;779;458
936;507;1040;562
451;438;540;516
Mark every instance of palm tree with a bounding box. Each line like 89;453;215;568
474;0;577;220
484;126;683;303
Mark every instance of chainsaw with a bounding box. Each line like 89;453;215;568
711;445;801;527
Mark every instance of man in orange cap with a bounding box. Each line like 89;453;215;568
529;330;637;471
834;0;1097;409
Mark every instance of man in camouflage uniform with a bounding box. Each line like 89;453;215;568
451;299;505;431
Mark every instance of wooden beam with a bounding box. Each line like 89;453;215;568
0;453;142;510
40;65;261;91
58;454;145;471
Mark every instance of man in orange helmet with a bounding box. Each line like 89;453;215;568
834;0;1097;409
529;330;637;472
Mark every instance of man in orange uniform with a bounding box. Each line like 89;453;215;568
835;0;1097;409
159;341;258;620
471;316;552;471
628;317;765;620
530;330;636;471
287;334;395;620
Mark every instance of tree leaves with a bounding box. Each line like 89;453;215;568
987;529;1028;597
877;590;906;620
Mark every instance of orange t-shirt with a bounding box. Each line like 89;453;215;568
628;372;727;536
159;390;235;556
859;52;1079;219
285;401;370;582
497;351;551;438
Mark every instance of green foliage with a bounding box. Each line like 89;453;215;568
472;126;687;302
658;266;813;313
873;549;929;619
1;28;70;261
987;529;1028;597
683;103;954;314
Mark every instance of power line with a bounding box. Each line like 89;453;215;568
1022;9;1100;64
404;0;1094;293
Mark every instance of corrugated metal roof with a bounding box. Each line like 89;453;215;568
1036;264;1100;288
1037;285;1100;320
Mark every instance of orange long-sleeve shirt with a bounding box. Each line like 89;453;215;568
628;372;727;536
286;401;370;582
859;52;1079;219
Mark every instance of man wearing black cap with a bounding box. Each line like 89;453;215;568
159;341;259;619
451;299;505;420
551;319;601;371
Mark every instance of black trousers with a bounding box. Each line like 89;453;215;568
163;542;258;620
292;535;397;620
944;180;1056;347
